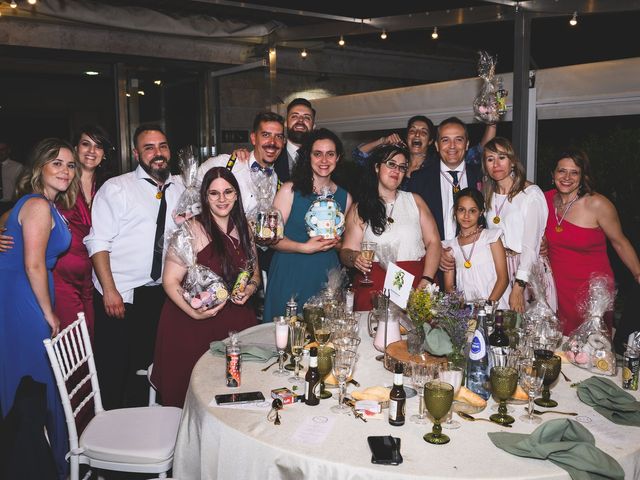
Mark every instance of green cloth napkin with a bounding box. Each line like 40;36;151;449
209;341;277;362
488;419;624;480
576;376;640;426
422;324;452;356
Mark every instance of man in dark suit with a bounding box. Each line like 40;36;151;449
273;98;316;182
407;117;483;241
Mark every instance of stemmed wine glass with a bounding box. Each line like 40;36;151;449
439;364;464;429
288;321;306;386
273;316;289;377
330;349;358;414
313;316;332;349
423;380;454;445
410;362;432;424
534;349;562;408
490;366;519;426
359;241;376;285
316;346;334;399
519;361;546;424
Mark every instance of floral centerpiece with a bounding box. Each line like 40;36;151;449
405;284;440;354
428;291;474;368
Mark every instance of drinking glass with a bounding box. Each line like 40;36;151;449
312;316;332;348
332;334;361;353
330;349;358;414
534;349;561;408
288;321;306;386
410;362;433;424
519;361;546;424
423;381;454;445
359;241;377;285
439;364;464;429
317;346;335;399
490;366;519;425
273;316;289;377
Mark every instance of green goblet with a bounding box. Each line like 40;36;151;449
534;350;561;408
317;346;335;399
423;381;454;445
490;366;518;425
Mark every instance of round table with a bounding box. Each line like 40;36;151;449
173;313;640;480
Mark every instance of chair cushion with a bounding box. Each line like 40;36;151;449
80;406;182;464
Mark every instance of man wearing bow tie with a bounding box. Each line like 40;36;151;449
197;111;284;215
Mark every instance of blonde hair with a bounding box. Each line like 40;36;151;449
482;137;526;209
16;138;79;209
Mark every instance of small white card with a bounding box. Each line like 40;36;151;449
290;415;335;446
383;262;414;309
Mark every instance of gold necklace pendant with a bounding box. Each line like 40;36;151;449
453;186;460;194
493;216;500;224
464;260;472;269
555;225;563;233
156;191;163;199
387;217;394;224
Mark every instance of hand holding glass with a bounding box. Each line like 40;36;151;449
359;241;376;285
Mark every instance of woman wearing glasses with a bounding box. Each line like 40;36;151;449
151;167;259;407
340;144;441;311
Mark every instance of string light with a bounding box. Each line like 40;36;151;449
154;80;162;85
431;27;439;40
338;35;345;46
380;29;387;40
10;1;17;8
569;11;578;26
301;48;308;58
28;0;37;4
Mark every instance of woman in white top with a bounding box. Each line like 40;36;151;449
482;137;556;312
340;144;441;311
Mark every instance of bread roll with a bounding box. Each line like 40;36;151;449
511;385;528;401
351;386;391;402
454;386;487;408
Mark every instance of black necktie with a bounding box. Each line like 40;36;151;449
145;179;170;281
448;170;460;194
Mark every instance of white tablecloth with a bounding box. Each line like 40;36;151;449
173;314;640;480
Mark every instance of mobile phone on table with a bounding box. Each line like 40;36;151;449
367;435;403;465
215;391;265;405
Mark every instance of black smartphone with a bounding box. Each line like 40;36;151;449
215;391;265;405
367;436;403;465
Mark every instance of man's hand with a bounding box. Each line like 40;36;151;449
103;288;126;319
539;236;548;257
231;148;251;163
509;285;525;313
439;247;455;272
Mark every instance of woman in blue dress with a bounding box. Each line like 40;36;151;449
264;128;352;322
0;138;79;479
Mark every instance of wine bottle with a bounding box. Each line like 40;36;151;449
489;310;510;347
388;363;406;426
305;347;320;406
466;308;490;400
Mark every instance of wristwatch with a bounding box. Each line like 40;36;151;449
515;278;527;288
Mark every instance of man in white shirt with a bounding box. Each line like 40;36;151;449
0;139;24;215
274;98;316;182
85;124;185;409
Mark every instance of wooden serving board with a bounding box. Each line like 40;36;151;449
383;340;448;376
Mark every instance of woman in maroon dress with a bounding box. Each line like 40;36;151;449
53;125;114;338
152;167;259;407
545;149;640;335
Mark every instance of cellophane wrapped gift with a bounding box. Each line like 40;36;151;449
167;223;229;309
304;186;345;239
247;168;283;241
562;275;616;375
522;263;562;351
173;145;202;225
472;51;508;124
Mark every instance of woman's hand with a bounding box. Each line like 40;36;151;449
352;250;372;275
509;284;525;313
439;247;455;272
231;282;258;305
44;312;61;338
303;235;339;254
191;299;228;320
0;228;14;253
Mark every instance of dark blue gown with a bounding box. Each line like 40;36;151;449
0;194;71;479
263;187;347;322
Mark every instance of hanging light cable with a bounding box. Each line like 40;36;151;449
431;27;439;40
569;11;578;26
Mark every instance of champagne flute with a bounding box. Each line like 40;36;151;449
409;362;432;424
439;364;464;429
330;349;357;414
273;316;289;377
423;380;454;445
519;361;546;424
359;241;376;286
288;321;306;386
534;350;561;408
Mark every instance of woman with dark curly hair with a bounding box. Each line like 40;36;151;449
263;128;352;322
545;149;640;334
340;144;440;311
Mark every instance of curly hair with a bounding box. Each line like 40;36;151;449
355;144;409;236
551;148;594;196
482;137;527;209
290;128;344;196
74;124;117;189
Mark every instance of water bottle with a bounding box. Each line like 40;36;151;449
466;308;490;400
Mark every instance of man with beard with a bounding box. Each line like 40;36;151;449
273;98;316;182
85;124;185;409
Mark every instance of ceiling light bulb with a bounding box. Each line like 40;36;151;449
154;80;162;86
338;35;345;47
28;0;37;4
301;49;308;58
84;71;99;76
431;27;439;40
10;1;17;8
569;12;577;26
380;30;387;40
137;90;145;96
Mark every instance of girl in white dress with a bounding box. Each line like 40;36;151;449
442;188;511;309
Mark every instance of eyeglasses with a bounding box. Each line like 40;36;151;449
208;188;237;200
382;160;408;173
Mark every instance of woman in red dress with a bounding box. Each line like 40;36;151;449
53;125;114;338
545;149;640;334
152;167;259;407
